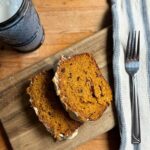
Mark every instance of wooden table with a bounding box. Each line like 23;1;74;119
0;0;120;149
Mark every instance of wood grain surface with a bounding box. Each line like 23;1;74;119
0;0;112;80
0;0;120;149
0;27;116;150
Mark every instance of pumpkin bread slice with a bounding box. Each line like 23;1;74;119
53;53;112;122
27;71;81;141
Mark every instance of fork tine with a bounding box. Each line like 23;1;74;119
130;31;135;59
126;32;131;60
133;31;137;59
137;31;140;59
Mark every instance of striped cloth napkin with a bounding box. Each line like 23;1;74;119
111;0;150;149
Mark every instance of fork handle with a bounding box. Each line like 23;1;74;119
131;76;141;144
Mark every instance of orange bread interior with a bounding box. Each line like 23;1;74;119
55;53;112;122
27;71;81;140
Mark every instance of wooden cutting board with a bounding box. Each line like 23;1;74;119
0;27;116;150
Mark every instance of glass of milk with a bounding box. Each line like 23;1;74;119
0;0;44;52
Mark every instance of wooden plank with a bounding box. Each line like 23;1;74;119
0;0;111;80
0;27;116;150
76;127;120;150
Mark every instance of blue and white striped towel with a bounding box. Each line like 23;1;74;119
111;0;150;150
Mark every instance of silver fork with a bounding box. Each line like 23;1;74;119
125;31;141;144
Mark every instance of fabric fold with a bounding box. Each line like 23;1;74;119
111;0;150;149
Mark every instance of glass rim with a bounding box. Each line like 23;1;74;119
0;0;28;30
